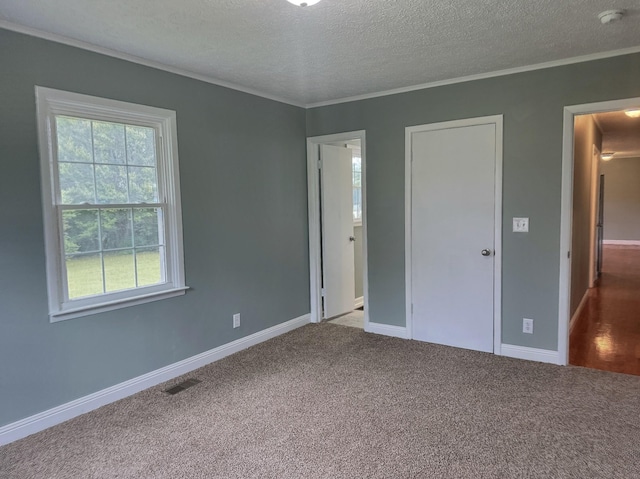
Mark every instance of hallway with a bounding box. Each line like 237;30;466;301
570;246;640;375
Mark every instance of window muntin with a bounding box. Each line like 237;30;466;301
37;87;186;321
55;117;165;300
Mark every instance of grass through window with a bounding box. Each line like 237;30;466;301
66;251;161;299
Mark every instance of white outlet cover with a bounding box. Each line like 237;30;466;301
513;217;529;233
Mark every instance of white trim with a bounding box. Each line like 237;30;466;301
307;131;370;330
50;287;189;321
4;19;640;110
500;344;561;365
0;313;311;446
603;240;640;246
35;86;187;321
0;20;303;108
365;322;409;339
306;46;640;108
559;96;640;367
569;289;590;334
354;296;364;309
405;115;503;353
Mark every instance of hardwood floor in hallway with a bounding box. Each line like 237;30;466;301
570;245;640;375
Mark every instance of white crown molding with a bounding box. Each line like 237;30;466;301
3;20;640;110
0;313;311;446
306;45;640;108
0;20;305;108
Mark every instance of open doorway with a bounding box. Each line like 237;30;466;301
560;100;640;375
307;131;368;330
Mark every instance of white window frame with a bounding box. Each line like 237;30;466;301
36;86;187;322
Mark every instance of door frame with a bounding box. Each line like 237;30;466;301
558;96;640;365
307;130;368;328
588;144;601;288
405;115;503;351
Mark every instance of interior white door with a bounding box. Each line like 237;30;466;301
411;122;496;352
321;144;356;319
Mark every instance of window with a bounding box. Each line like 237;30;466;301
36;87;187;321
352;148;362;223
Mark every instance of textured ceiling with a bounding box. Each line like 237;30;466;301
595;110;640;158
1;0;639;105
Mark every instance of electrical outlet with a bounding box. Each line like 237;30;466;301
233;313;240;329
523;318;534;334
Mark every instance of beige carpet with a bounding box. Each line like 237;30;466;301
2;323;640;478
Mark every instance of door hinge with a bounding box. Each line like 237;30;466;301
317;158;322;169
321;288;325;297
567;251;571;259
411;303;414;314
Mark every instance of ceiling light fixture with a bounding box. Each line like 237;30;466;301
286;0;321;6
598;9;625;24
624;109;640;118
601;152;615;161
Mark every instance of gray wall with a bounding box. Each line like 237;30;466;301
0;28;309;428
570;115;602;316
307;53;640;350
354;225;363;299
602;157;640;241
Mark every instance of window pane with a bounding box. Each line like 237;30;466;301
56;117;92;163
100;209;133;250
62;209;99;253
133;208;162;247
104;250;135;292
59;163;96;204
95;165;129;203
128;166;158;203
126;125;156;166
352;154;362;221
66;253;103;299
93;121;126;164
136;247;163;287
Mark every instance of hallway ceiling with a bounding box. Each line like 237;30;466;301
594;111;640;159
1;1;639;106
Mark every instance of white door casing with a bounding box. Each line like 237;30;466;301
406;116;503;353
320;144;356;319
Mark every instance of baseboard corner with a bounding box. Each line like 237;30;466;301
500;343;560;365
365;322;409;339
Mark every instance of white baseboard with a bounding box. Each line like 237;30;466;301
500;344;560;365
569;289;590;334
365;322;409;339
0;313;310;446
603;240;640;246
354;296;364;309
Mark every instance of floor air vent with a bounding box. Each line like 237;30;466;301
164;378;201;395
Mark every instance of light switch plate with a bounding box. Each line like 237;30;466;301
513;217;529;233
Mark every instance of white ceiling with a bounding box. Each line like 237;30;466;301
594;110;640;158
1;0;639;106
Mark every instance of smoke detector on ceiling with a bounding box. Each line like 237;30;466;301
598;9;625;24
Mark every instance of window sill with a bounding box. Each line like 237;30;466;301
353;220;363;227
50;286;190;322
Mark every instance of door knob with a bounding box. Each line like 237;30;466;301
349;236;356;242
481;249;492;256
